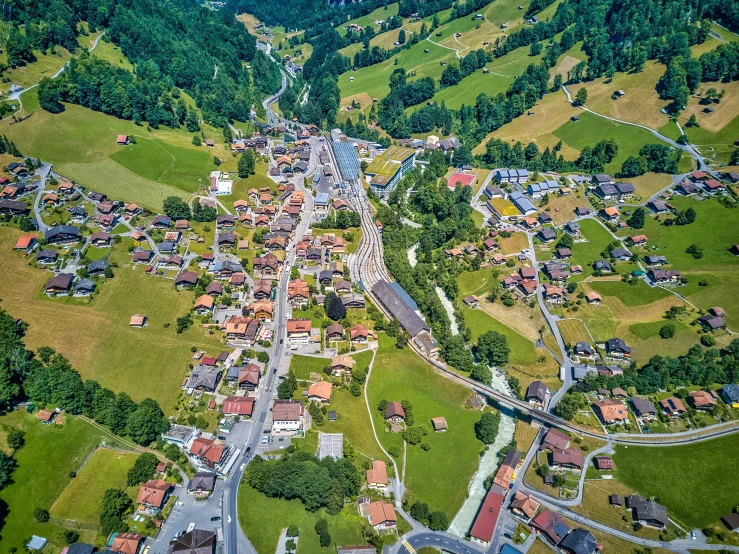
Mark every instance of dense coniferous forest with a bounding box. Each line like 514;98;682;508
22;0;280;127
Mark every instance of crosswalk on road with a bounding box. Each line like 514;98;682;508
401;539;415;553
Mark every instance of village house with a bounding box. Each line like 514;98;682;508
688;390;717;411
385;401;405;423
525;380;548;406
287;319;312;343
593;399;629;424
175;271;199;289
368;501;397;531
660;397;686;417
14;234;37;254
510;491;540;521
45;273;74;296
631;397;657;421
189;437;229;470
627;496;669;529
326;323;345;341
136;480;172;513
36;249;58;265
350;324;370;343
605;337;631;359
272;399;305;435
531;509;571;545
308;381;332;404
366;460;388;493
194;295;215;315
222;396;255;418
248;300;273;321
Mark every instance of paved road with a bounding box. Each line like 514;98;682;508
32;164;52;233
223;176;315;554
388;531;485;554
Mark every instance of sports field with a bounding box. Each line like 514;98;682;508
50;448;139;525
0;227;223;411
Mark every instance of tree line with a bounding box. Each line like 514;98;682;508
245;450;362;513
0;308;169;446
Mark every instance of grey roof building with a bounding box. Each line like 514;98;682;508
167;529;216;554
186;366;221;392
372;280;429;338
559;528;598;554
189;472;216;492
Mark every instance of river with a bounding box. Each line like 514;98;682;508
448;370;516;537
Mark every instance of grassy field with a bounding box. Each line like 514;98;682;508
366;334;484;516
553;110;671;175
57;158;190;211
109;136;216;193
457;268;500;298
464;307;537;367
290;354;333;381
0;227;223;411
545;191;593;225
613;433;739;528
557;319;591;347
92;39;134;71
0;412;110;553
50;448;139;525
568;219;634;280
479;88;581;158
498;232;529;254
336;3;400;36
238;484;368;554
0;90;238;210
513;419;539;452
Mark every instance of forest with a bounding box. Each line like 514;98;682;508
29;0;280;127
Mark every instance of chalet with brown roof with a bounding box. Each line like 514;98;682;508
593;456;614;470
551;447;584;470
229;273;246;288
248;300;273;321
431;417;448;432
238;366;261;390
350;324;370;342
189;437;228;469
136;480;172;511
194;295;215;314
253;280;273;300
331;354;353;376
688;390;717;410
110;532;143;554
366;460;388;491
117;134;129;145
308;381;332;403
175;271;199;289
541;428;570;450
660;397;686;417
326;323;345;341
593;399;629;424
385;401;405;422
510;491;539;521
125;203;141;217
585;291;602;305
130;314;147;327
